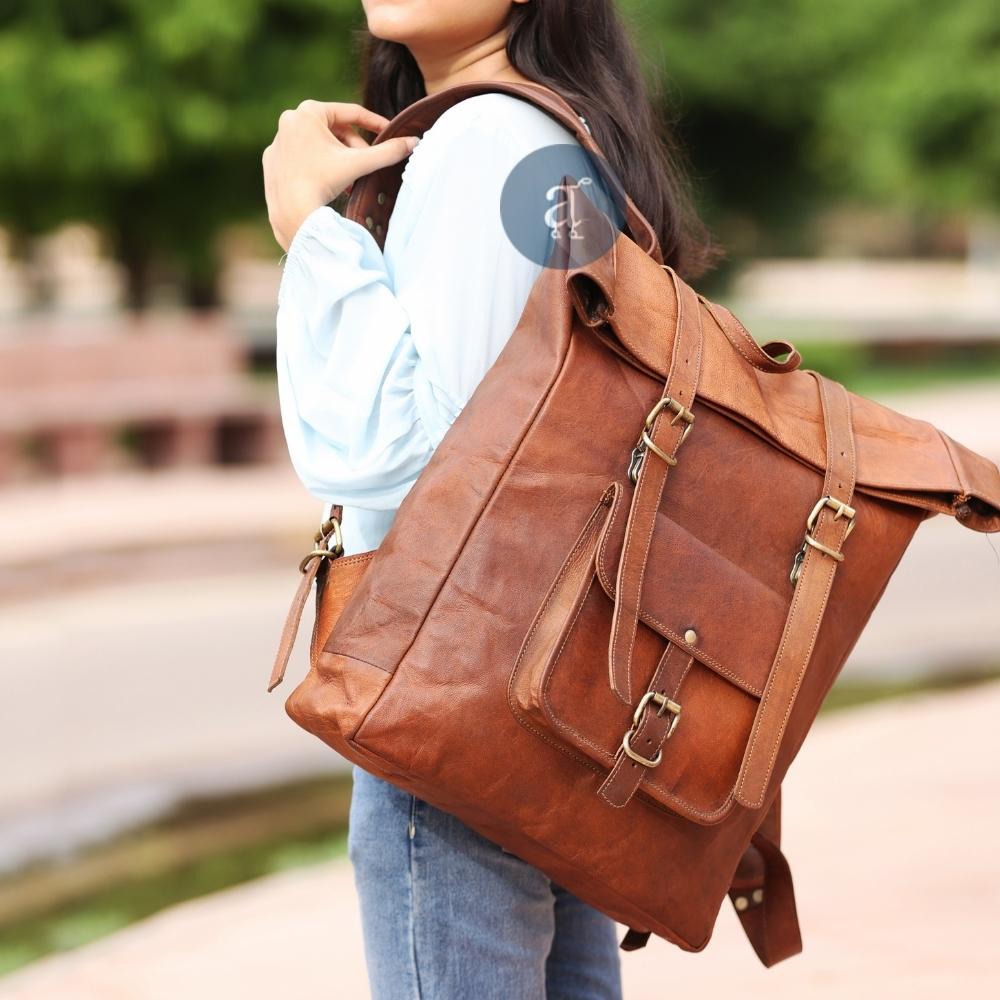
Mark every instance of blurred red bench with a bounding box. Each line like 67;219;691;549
0;315;284;481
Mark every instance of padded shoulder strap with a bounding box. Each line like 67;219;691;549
344;80;663;264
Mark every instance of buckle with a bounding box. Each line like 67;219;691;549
620;690;682;768
627;395;696;483
298;515;345;573
789;495;857;584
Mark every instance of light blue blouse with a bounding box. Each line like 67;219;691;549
275;93;602;555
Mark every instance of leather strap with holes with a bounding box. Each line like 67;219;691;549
607;270;704;704
734;374;857;809
598;643;691;808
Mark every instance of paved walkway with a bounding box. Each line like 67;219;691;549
3;681;998;999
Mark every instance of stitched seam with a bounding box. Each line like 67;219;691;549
506;486;617;767
508;487;615;708
542;578;617;760
703;298;765;371
329;552;375;568
595;480;624;580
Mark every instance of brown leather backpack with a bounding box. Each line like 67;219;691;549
269;81;1000;966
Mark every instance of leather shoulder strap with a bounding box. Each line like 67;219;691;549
729;789;803;966
344;80;663;264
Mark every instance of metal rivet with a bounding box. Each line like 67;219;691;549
752;888;764;904
364;215;374;229
734;895;749;911
377;192;387;205
684;628;698;646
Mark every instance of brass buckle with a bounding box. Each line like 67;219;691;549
620;691;682;768
627;395;696;483
789;495;857;584
298;515;345;573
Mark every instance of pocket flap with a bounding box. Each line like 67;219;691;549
594;488;790;697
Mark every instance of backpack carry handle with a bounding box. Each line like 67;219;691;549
345;80;664;266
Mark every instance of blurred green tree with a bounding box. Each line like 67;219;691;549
0;0;362;308
0;0;996;307
627;0;1000;255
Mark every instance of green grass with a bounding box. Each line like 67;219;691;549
0;774;353;977
790;340;1000;396
820;664;1000;714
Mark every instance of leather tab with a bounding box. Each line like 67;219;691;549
734;374;857;808
619;928;651;952
268;553;325;693
701;297;802;374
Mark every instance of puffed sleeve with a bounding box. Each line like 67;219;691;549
275;203;435;510
274;98;580;512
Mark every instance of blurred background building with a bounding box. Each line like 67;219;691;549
0;1;997;997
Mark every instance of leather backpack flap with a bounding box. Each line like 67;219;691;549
507;369;961;825
669;297;1000;533
507;401;822;825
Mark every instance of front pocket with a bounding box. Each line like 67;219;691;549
509;481;791;825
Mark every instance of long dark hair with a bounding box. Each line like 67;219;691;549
358;1;718;280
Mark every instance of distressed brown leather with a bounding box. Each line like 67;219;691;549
270;80;1000;965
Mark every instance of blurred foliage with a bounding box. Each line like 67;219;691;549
0;1;997;305
626;0;1000;254
0;0;363;306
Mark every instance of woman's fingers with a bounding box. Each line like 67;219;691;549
262;98;413;251
295;99;389;150
337;130;371;151
298;99;391;136
347;135;421;175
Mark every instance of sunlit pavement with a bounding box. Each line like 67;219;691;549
2;680;998;999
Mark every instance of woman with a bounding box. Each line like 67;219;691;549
263;1;713;996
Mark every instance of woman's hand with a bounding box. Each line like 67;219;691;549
262;100;420;251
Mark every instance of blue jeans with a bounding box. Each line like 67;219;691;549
348;766;623;1000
